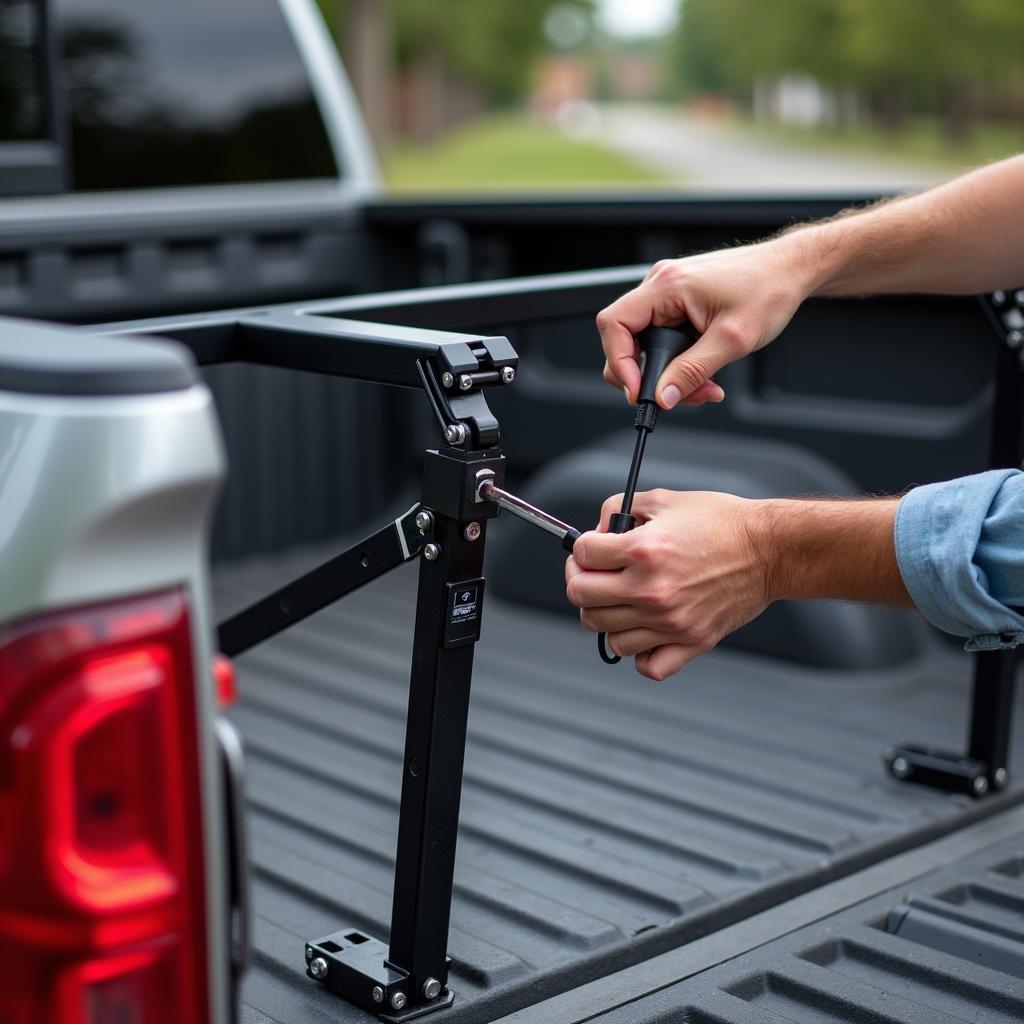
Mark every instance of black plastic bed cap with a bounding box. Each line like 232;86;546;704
0;316;197;397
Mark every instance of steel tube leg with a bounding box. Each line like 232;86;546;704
388;511;486;1010
969;648;1018;788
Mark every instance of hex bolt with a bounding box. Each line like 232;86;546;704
423;543;441;561
414;509;434;532
500;366;516;384
458;373;473;391
422;977;442;1000
309;957;328;979
445;423;468;445
441;371;455;388
973;774;990;797
464;522;481;542
995;766;1009;788
390;991;408;1011
890;756;910;779
372;986;385;1004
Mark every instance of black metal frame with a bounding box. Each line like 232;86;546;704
91;268;1023;1019
94;290;546;1020
885;296;1023;798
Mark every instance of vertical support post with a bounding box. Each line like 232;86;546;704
885;316;1022;796
966;335;1023;789
387;509;485;1000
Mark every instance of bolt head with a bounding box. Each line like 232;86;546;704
458;374;473;391
441;371;455;388
305;946;313;962
309;957;328;979
995;766;1009;788
422;977;442;1000
464;522;481;541
444;423;467;445
500;366;516;384
890;756;910;779
414;509;433;531
423;543;441;561
372;986;385;1004
390;991;408;1011
1009;330;1023;350
973;774;990;796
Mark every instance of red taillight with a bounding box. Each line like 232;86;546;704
0;590;209;1022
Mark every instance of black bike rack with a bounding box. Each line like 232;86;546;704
884;293;1023;798
92;270;1023;1020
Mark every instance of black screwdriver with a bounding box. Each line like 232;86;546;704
599;323;698;665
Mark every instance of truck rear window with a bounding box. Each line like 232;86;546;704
59;0;338;190
0;0;46;141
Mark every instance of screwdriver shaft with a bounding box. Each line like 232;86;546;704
479;480;580;551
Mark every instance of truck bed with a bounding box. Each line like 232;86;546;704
214;546;1024;1024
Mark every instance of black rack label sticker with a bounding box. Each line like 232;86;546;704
445;578;485;648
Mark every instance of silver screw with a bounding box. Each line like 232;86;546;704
390;991;408;1011
458;374;473;391
305;946;313;963
423;543;441;561
1009;330;1023;350
973;775;990;797
422;977;442;1000
993;290;1007;304
441;371;455;388
995;766;1009;788
309;957;328;979
500;366;516;384
444;423;467;445
890;756;910;779
464;522;481;542
414;509;433;532
372;986;385;1004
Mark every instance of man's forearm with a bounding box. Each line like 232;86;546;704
776;155;1024;299
758;498;912;607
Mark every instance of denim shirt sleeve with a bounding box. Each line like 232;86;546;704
894;468;1024;651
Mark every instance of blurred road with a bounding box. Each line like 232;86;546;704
599;105;943;193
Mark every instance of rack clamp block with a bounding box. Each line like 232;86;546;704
306;930;453;1021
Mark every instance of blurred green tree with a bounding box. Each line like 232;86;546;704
317;0;594;146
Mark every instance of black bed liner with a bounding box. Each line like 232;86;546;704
214;548;1024;1024
586;813;1024;1024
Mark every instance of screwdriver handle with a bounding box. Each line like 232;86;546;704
636;324;698;405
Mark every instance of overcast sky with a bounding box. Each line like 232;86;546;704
598;0;678;38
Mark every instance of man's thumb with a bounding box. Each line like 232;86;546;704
655;329;735;409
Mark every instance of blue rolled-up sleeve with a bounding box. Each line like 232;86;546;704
894;469;1024;651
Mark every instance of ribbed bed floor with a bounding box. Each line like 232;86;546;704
213;548;1024;1024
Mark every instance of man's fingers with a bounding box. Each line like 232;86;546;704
579;605;651;633
604;628;676;656
681;379;726;406
634;644;700;681
598;493;626;532
656;325;746;409
573;531;631;570
566;570;627;609
596;292;650;404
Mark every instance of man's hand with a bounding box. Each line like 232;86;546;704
566;490;772;680
597;240;812;409
598;154;1024;411
566;489;910;681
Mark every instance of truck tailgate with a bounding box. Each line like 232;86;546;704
213;547;1024;1024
